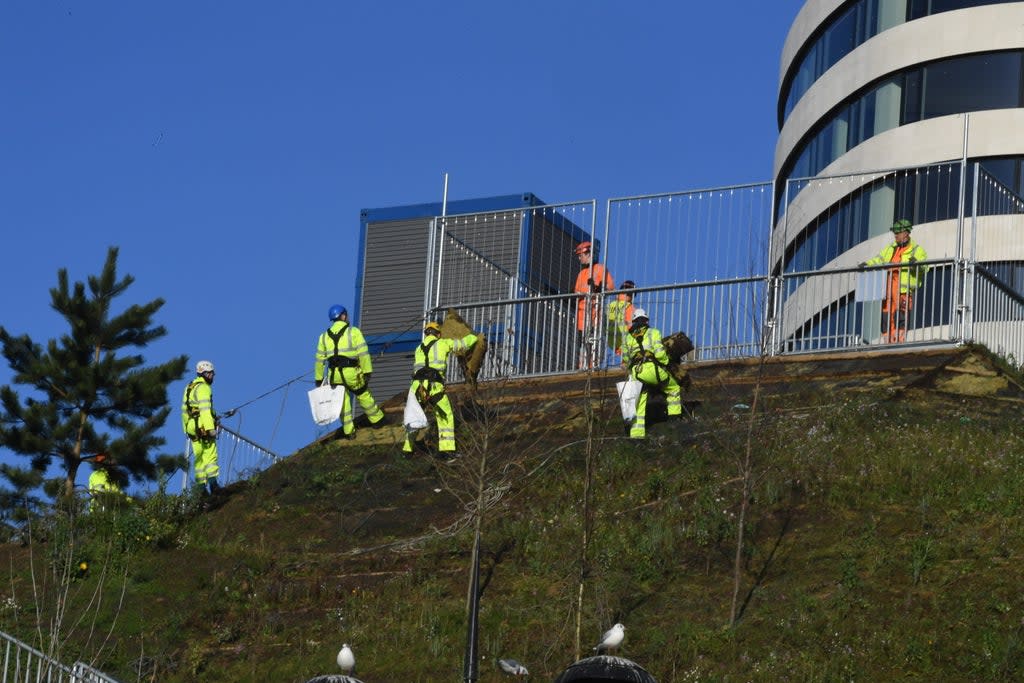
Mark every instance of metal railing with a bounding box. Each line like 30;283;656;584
605;182;774;287
179;157;1024;490
431;274;769;382
0;630;121;683
434;259;969;380
181;423;280;491
971;265;1024;365
773;260;957;352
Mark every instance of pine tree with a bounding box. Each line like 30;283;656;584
0;247;187;503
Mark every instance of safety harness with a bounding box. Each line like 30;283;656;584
324;324;368;394
412;338;446;405
185;378;214;440
628;327;669;384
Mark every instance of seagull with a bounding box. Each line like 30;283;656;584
498;658;529;676
337;643;356;675
593;623;625;653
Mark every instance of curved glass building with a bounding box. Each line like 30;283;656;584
774;0;1024;346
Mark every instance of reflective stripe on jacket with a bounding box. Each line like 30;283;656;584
413;333;478;380
621;326;669;368
865;240;929;293
607;298;634;349
181;376;215;436
315;321;372;383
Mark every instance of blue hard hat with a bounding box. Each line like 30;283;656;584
328;304;347;321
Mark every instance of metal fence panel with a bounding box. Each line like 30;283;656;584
971;266;1024;366
429;201;597;310
0;631;121;683
777;261;957;352
777;161;963;277
606;183;773;290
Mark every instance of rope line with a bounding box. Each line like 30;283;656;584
222;372;308;415
220;314;431;419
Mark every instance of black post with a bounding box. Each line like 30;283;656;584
462;529;481;682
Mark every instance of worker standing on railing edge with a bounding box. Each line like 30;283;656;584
621;308;682;439
860;219;929;344
181;360;221;495
574;241;614;370
314;304;387;440
403;320;478;458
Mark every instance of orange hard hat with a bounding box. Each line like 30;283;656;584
94;453;107;463
574;241;592;255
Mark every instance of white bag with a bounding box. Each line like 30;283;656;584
616;378;643;422
855;270;886;303
308;379;346;426
403;387;429;431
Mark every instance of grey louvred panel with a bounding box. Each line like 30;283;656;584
360;217;432;335
368;349;415;407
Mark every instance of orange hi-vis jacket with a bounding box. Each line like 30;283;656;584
574;263;614;332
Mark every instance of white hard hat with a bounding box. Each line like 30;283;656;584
631;308;648;323
196;360;215;374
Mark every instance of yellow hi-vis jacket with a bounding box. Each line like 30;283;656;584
865;239;929;294
315;321;372;385
412;332;478;382
88;468;122;496
181;376;216;439
606;297;634;351
87;468;130;511
621;325;671;383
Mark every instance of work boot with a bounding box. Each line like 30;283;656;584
371;413;390;429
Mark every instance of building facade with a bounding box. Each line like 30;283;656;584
773;0;1024;346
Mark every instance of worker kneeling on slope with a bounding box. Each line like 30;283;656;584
403;321;478;458
621;308;682;439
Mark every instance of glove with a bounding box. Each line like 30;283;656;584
857;262;867;269
222;409;236;418
314;379;322;388
908;256;917;263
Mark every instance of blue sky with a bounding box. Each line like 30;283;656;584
0;1;804;494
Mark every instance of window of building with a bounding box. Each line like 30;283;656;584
981;158;1024;197
920;52;1023;119
778;159;1024;278
778;51;1024;221
780;0;1016;122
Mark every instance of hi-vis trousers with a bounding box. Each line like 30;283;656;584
629;361;681;439
402;379;456;453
